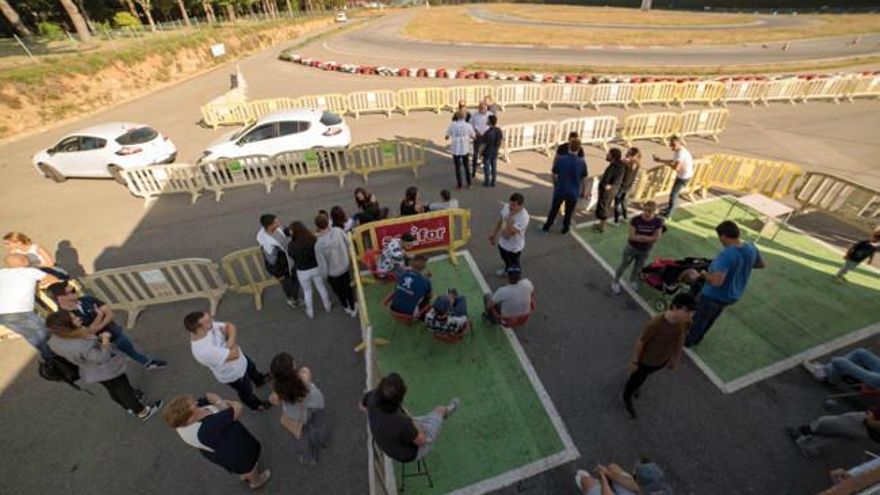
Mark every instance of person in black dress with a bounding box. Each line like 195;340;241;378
399;186;426;216
594;148;626;233
353;188;385;224
163;393;270;490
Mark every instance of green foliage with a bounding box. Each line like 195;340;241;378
37;21;65;41
113;12;142;29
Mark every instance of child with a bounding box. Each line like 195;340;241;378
834;228;880;283
377;233;415;278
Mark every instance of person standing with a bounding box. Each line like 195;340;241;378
489;193;529;276
257;214;300;308
288;221;333;319
622;293;695;418
614;147;642;225
470;102;491;179
685;221;765;347
445;111;475;189
455;100;471;123
611;201;664;294
542;139;588;235
163;393;271;489
47;281;167;369
269;352;328;465
314;214;357;318
482;115;503;187
185;311;272;411
652;136;694;219
0;253;57;361
483;95;500;115
46;310;163;420
360;373;460;463
833;228;879;284
594;148;627;233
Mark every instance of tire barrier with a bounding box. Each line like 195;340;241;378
81;259;227;329
201;74;880;128
794;172;880;233
120;139;425;206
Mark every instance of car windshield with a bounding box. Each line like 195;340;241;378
320;111;343;126
115;127;158;145
230;122;257;140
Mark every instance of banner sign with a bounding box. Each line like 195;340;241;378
373;215;451;251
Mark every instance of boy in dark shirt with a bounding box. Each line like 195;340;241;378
834;229;879;283
360;373;460;462
612;201;664;294
389;255;433;317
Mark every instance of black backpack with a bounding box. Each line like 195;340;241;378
263;245;290;278
39;355;87;393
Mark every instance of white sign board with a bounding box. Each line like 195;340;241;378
140;269;168;286
210;43;226;58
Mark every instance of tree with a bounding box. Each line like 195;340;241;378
58;0;91;40
201;0;215;23
640;0;651;11
118;0;138;17
132;0;156;31
0;0;32;36
177;0;190;26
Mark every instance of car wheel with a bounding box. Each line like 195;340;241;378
107;165;125;185
38;163;66;183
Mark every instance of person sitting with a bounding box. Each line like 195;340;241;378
576;461;673;495
388;255;432;319
428;189;459;211
353;187;386;225
376;233;415;278
804;348;880;389
399;186;426;216
424;290;469;338
786;406;880;458
483;266;535;324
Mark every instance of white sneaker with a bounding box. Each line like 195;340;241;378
575;470;592;492
348;306;359;318
446;397;461;417
323;302;332;314
803;361;828;381
495;268;506;277
611;281;621;294
305;308;314;319
285;298;300;309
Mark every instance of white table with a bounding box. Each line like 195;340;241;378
723;193;794;244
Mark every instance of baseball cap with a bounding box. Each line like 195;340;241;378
634;462;673;495
432;295;452;313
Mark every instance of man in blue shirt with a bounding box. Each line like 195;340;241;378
541;139;588;235
389;255;433;318
685;221;766;347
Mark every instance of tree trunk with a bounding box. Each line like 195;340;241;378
640;0;652;11
177;0;191;26
285;0;294;16
119;0;138;18
0;0;32;36
58;0;91;40
136;1;157;32
202;0;215;23
225;3;235;23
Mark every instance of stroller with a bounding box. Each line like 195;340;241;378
639;256;712;311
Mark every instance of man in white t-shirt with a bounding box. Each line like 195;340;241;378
489;193;530;277
257;213;300;308
445;111;476;189
0;254;57;360
652;135;694;220
483;267;535;324
185;311;271;411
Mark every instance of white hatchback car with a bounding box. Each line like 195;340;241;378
33;123;177;183
335;11;347;22
198;109;351;163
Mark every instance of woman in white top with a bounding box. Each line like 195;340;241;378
269;352;328;465
445;111;476;189
4;231;55;268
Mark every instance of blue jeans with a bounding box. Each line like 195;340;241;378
452;154;470;188
685;296;731;346
824;348;880;388
104;322;152;366
0;312;53;360
662;178;690;218
450;294;468;316
483;152;498;186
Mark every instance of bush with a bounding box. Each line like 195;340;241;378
37;21;65;41
113;12;142;29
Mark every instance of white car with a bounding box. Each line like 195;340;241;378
335;11;347;22
33;122;177;183
198;109;351;163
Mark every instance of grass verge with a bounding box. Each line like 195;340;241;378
482;3;753;27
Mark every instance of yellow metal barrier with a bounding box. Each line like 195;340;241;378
81;259;227;329
346;139;426;183
247;97;299;120
590;83;635;110
629;159;712;204
495;83;543;111
200;155;276;201
700;154;803;199
121;164;205;207
633;82;678;108
500;121;559;163
296;93;350;114
722;80;768;107
619;112;681;146
219;247;277;311
396;87;446;115
794;172;879;233
542;83;593;110
350;208;472;266
348;90;397;119
557;116;618;151
273;148;349;190
446;85;493;109
200;101;254;129
675;81;726;107
678;109;730;143
800;77;855;104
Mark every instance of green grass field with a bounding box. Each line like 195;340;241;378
575;198;880;389
363;253;571;494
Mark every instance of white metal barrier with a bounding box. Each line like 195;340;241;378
495;84;543;110
446;85;494;109
590;83;635;110
500;121;558;163
557;116;618;151
801;77;854;104
395;87;446;114
678;109;730;142
121;164;204;206
200;155;277;201
297;93;350;113
542;84;593;110
847;75;880;101
761;78;808;105
348;90;396;119
722;80;768;106
619;112;681;146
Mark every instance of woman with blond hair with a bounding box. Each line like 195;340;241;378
269;352;328;465
3;231;55;268
163;393;270;490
